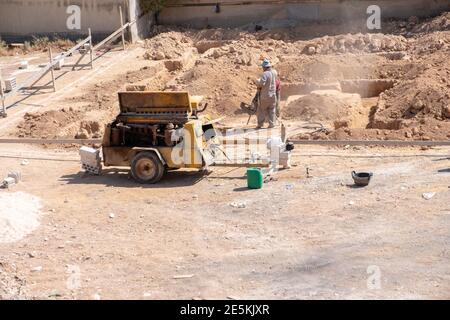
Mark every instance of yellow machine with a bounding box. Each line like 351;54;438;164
79;90;293;183
100;91;218;183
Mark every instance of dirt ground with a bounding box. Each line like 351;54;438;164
0;144;449;299
0;12;448;142
1;13;450;300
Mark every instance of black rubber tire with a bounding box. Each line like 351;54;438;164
130;151;165;184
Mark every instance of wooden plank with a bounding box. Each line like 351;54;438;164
59;36;91;58
93;20;136;51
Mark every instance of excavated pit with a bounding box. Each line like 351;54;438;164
282;79;396;130
281;79;395;99
340;79;396;98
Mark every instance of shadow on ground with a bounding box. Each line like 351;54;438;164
59;168;208;188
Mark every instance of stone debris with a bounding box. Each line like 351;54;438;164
230;201;246;209
422;192;436;200
173;274;195;279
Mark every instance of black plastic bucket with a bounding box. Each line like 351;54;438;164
352;171;373;186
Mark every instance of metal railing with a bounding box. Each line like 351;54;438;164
0;5;134;117
0;30;93;115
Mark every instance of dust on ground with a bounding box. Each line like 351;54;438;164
0;191;42;244
0;192;41;300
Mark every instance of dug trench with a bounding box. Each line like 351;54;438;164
13;12;450;142
281;78;396;134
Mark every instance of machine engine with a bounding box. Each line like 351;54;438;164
103;91;209;149
108;122;181;147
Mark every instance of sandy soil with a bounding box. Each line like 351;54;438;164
1;12;450;300
0;143;449;299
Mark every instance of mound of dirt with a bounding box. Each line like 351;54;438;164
411;12;450;34
302;33;408;55
75;120;102;139
17;105;105;140
175;59;260;116
306;119;450;141
283;90;366;128
16;65;165;140
17;108;83;139
408;32;449;56
277;54;386;83
143;31;195;60
145;32;273;116
370;48;450;130
14;13;450;142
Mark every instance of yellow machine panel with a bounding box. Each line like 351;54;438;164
118;91;193;114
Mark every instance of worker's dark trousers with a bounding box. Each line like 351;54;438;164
257;99;276;127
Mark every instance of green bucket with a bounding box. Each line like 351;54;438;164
247;168;263;189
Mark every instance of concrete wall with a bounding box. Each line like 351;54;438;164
128;0;155;42
0;0;129;41
158;0;450;28
1;0;449;42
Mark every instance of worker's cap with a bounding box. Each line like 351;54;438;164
261;59;271;68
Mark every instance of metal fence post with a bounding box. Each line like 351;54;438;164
49;48;56;92
89;28;94;69
0;70;6;117
119;5;126;51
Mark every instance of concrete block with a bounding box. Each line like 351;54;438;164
54;58;64;70
279;151;292;169
7;171;21;183
19;61;28;69
4;77;16;92
79;146;102;175
2;177;16;188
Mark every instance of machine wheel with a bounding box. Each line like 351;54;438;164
131;152;165;184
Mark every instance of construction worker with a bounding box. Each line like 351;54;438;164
255;58;278;129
